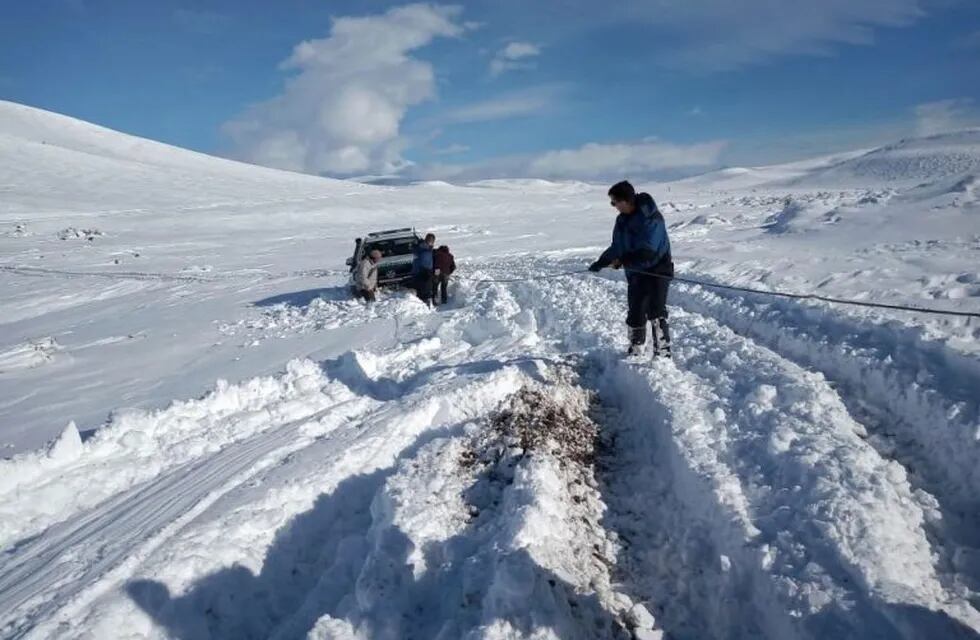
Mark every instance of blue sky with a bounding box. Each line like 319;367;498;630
2;0;979;180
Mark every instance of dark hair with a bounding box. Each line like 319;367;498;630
608;180;635;203
425;233;435;241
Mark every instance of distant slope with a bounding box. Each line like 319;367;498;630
669;130;980;192
0;101;357;217
793;129;980;187
667;150;868;191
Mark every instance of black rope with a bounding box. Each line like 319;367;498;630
456;270;582;284
457;268;980;319
7;260;975;319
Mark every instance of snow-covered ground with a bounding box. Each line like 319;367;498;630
1;100;979;639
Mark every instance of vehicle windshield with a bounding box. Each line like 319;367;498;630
364;237;417;258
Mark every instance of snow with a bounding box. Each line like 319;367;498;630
1;100;980;639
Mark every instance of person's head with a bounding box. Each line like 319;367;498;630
437;245;448;252
608;180;636;214
369;249;382;263
424;233;436;247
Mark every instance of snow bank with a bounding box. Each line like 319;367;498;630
0;359;353;548
673;281;980;511
511;266;980;636
304;375;652;639
795;129;980;187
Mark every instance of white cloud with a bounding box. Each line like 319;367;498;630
407;137;725;181
646;0;928;71
527;139;726;179
223;4;467;175
489;41;541;76
519;0;943;71
501;41;540;59
914;98;979;135
443;86;558;123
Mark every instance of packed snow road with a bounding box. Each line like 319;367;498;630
2;256;979;640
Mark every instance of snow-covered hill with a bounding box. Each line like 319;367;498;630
1;102;979;639
794;129;980;187
0;100;362;218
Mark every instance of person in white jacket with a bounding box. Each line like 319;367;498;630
354;249;382;302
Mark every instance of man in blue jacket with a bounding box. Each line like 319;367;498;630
589;181;674;357
412;232;436;306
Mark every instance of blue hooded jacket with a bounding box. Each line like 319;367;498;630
412;239;434;274
597;193;673;276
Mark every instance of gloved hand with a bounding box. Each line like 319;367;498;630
611;259;622;270
588;261;603;273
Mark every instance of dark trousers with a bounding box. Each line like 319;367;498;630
356;288;376;303
433;273;450;304
415;270;434;302
626;272;670;327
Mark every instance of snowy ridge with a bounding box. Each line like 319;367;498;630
0;100;358;218
0;100;337;182
507;261;980;637
0;359;360;547
666;130;980;192
672;279;980;507
795;130;980;187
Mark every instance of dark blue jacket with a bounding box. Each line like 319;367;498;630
598;193;673;276
412;240;434;274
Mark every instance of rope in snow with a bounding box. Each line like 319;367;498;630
456;271;583;284
7;261;974;319
457;268;980;319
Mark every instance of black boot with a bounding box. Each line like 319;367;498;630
653;317;671;358
627;325;646;356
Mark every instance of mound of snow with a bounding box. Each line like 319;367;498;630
465;178;596;193
0;100;357;217
0;358;352;548
795;129;980;187
898;172;980;209
669;150;866;191
0;100;331;180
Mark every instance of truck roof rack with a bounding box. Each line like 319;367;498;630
366;227;414;237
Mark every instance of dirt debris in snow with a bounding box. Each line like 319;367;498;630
56;227;103;241
456;372;666;639
484;376;599;466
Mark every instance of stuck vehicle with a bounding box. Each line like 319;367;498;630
346;227;421;291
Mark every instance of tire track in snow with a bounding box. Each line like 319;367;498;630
283;377;636;639
66;369;528;639
672;281;980;598
1;361;357;550
0;264;344;283
498;265;980;638
0;395;374;639
15;279;536;638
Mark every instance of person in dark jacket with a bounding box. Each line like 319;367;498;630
412;233;436;306
432;245;456;305
589;180;674;357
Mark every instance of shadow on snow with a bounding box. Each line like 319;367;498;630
253;287;351;308
127;419;623;639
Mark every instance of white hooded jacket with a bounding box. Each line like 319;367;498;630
355;257;378;291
